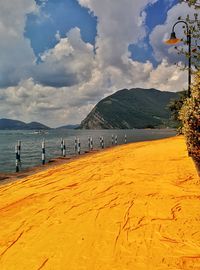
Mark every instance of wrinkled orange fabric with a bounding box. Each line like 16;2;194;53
0;136;199;270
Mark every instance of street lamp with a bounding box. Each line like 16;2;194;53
165;20;191;97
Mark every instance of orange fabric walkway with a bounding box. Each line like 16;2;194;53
0;136;199;270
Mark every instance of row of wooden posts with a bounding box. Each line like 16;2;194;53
15;134;127;172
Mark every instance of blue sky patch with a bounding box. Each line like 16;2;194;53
25;0;97;57
129;0;178;66
25;0;179;66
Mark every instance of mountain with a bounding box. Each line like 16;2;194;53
80;88;179;129
0;119;50;130
56;124;80;129
25;122;50;130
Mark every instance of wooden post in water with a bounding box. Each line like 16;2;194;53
18;140;21;167
125;134;127;144
100;136;102;148
115;135;118;145
90;137;93;151
101;136;104;149
88;137;91;150
15;144;19;172
74;137;78;154
112;134;114;145
77;138;81;155
42;139;45;165
61;138;64;156
63;139;66;157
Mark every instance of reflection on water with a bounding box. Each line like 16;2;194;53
0;129;176;173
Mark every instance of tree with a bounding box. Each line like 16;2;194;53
168;1;199;128
176;1;200;71
179;71;200;175
168;91;187;122
168;90;187;132
176;0;200;175
181;0;200;8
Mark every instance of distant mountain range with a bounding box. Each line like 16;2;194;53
56;124;80;129
0;119;50;130
0;119;79;130
0;88;179;130
80;88;179;129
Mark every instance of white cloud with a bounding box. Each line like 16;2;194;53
78;0;157;69
0;0;189;126
0;0;37;87
150;2;196;64
35;27;95;87
0;78;101;127
147;59;188;91
0;59;186;127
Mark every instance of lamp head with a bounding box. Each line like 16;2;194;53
165;32;181;45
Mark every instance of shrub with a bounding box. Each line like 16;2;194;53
179;71;200;166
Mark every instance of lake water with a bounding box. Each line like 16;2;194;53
0;129;176;173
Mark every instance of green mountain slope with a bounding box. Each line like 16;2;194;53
80;88;179;129
0;119;50;130
56;124;80;129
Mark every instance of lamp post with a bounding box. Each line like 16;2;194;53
165;20;191;97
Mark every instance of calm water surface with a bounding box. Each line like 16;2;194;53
0;129;176;173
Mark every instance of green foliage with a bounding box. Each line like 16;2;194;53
168;90;187;125
174;16;200;71
177;1;200;174
177;2;200;71
179;71;200;161
181;0;200;8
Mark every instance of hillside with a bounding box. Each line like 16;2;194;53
56;124;80;129
0;118;50;130
80;88;179;129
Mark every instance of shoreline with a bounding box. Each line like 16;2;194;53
0;135;177;185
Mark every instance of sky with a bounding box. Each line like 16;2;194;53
0;0;196;127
